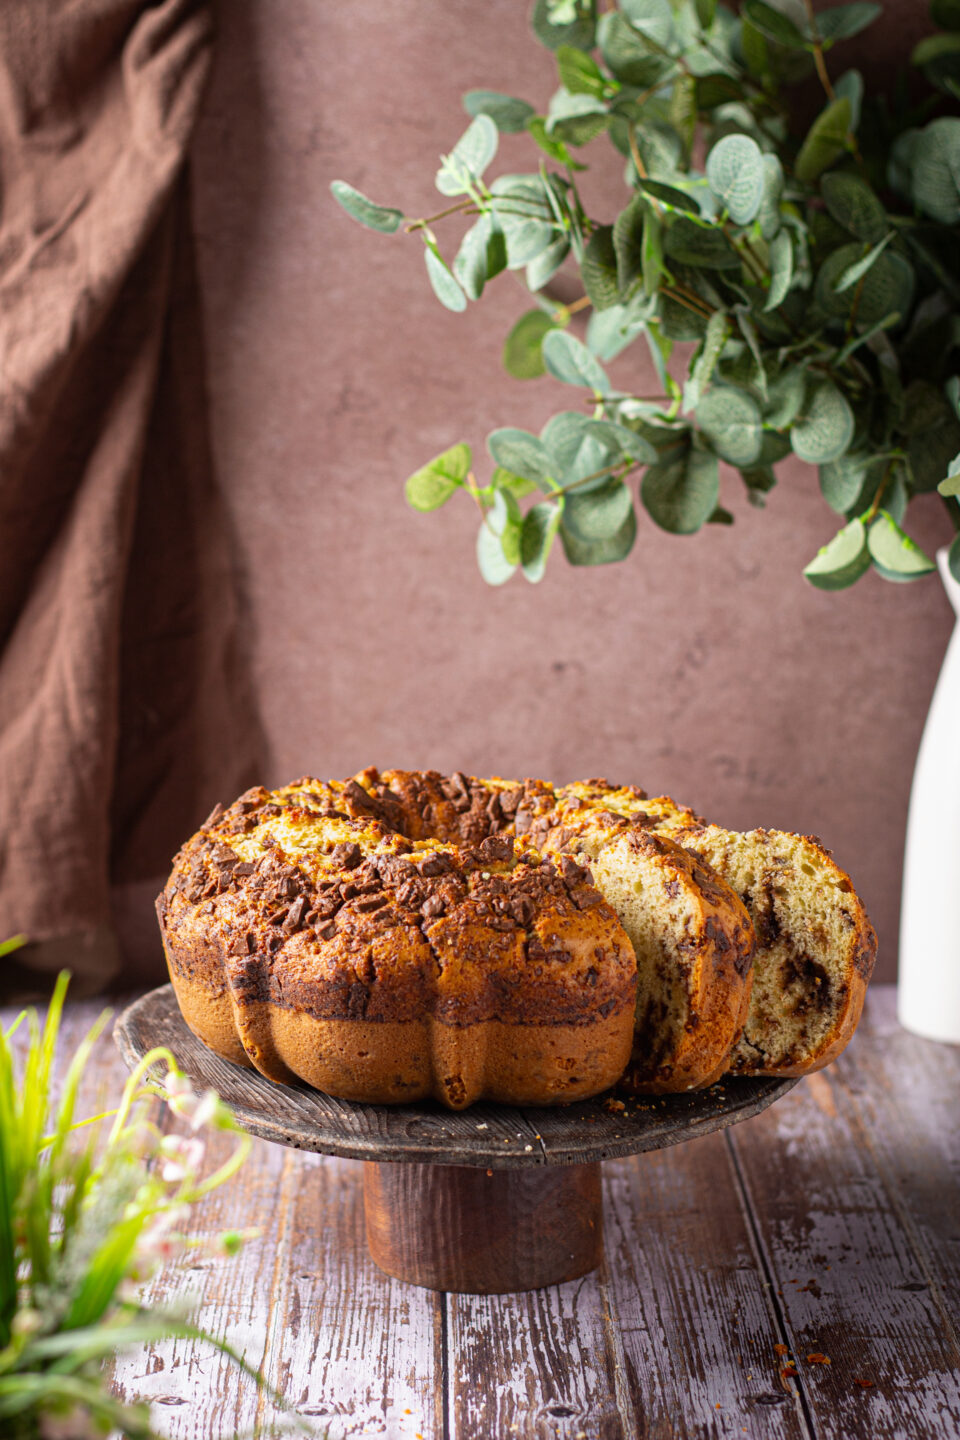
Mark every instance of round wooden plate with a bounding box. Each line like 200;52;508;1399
115;985;799;1294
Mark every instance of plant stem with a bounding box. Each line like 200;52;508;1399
405;200;475;231
564;295;593;316
864;459;896;525
802;0;836;102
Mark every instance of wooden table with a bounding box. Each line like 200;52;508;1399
17;985;960;1439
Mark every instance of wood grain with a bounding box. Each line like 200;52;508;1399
114;984;799;1168
364;1161;603;1294
2;986;957;1440
728;1036;960;1439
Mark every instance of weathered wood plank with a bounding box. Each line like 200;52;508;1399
728;1020;960;1440
109;1125;292;1437
256;1153;444;1439
832;988;960;1324
601;1131;811;1440
446;1256;624;1438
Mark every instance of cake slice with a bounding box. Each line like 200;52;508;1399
554;782;878;1076
527;803;755;1092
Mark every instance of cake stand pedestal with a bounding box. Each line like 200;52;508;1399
115;986;797;1295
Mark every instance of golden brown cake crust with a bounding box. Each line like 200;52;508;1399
158;778;637;1109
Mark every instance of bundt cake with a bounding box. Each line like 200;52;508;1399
157;779;636;1109
158;767;876;1109
551;781;878;1077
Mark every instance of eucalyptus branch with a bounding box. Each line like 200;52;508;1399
333;0;959;589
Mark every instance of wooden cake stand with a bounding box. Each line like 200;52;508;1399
115;986;798;1296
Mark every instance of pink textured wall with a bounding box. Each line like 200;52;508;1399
188;0;950;984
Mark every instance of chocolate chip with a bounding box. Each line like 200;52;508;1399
331;842;362;870
478;834;513;864
234;862;256;877
355;894;388;912
284;896;307;932
418;853;451;878
421;894;445;918
317;922;337;940
511;895;535;927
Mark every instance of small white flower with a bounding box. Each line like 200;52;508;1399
163;1070;198;1119
159;1135;205;1182
189;1090;225;1132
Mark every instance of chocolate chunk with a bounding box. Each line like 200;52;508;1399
201;802;224;829
478;834;513;864
261;803;283;818
421;894;445;918
331;842;362;870
511;895;535;927
284;896;307;932
339;883;358;900
343;779;378;815
317;922;337;941
560;856;588;888
514;808;532;835
355;894;388;913
234;862;257;877
396;879;424;907
417;853;452;878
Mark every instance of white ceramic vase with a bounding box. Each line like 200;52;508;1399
898;546;960;1044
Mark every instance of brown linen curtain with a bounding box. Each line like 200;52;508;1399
0;0;262;997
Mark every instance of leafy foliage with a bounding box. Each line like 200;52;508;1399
332;0;960;590
0;961;294;1439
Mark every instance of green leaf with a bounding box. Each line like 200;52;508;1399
621;0;676;47
637;179;702;215
526;115;584;168
833;69;863;131
542;330;611;392
521;502;562;581
424;247;468;311
867;512;936;580
491;175;556;268
582;226;621;311
487;488;524;565
487;428;555;483
406;444;471;511
819;452;869;512
695;72;746;109
911;118;960;225
526;235;572;290
329;181;403;233
561;506;638;564
819;171;888;243
453;215;506;300
663;216;741;268
815;3;881;43
586;298;652;359
794;98;851;184
641;444;720;532
642;206;664;295
464;90;536;133
696;386;763;465
598;12;671;84
585;418;658;463
493;466;539;500
613;195;646;296
815;243;915;327
833;233;894;294
763;367;806;429
557;45;607;96
684;309;730;413
547;89;610;146
803;518;870;589
503;309;560;378
706;133;765;224
765;229;794;310
937;451;960;497
477;520;517;585
756;153;785;239
436;115;499;196
532;0;598;52
564;477;634;540
948;533;960;585
790;382;855;463
741;0;807;49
